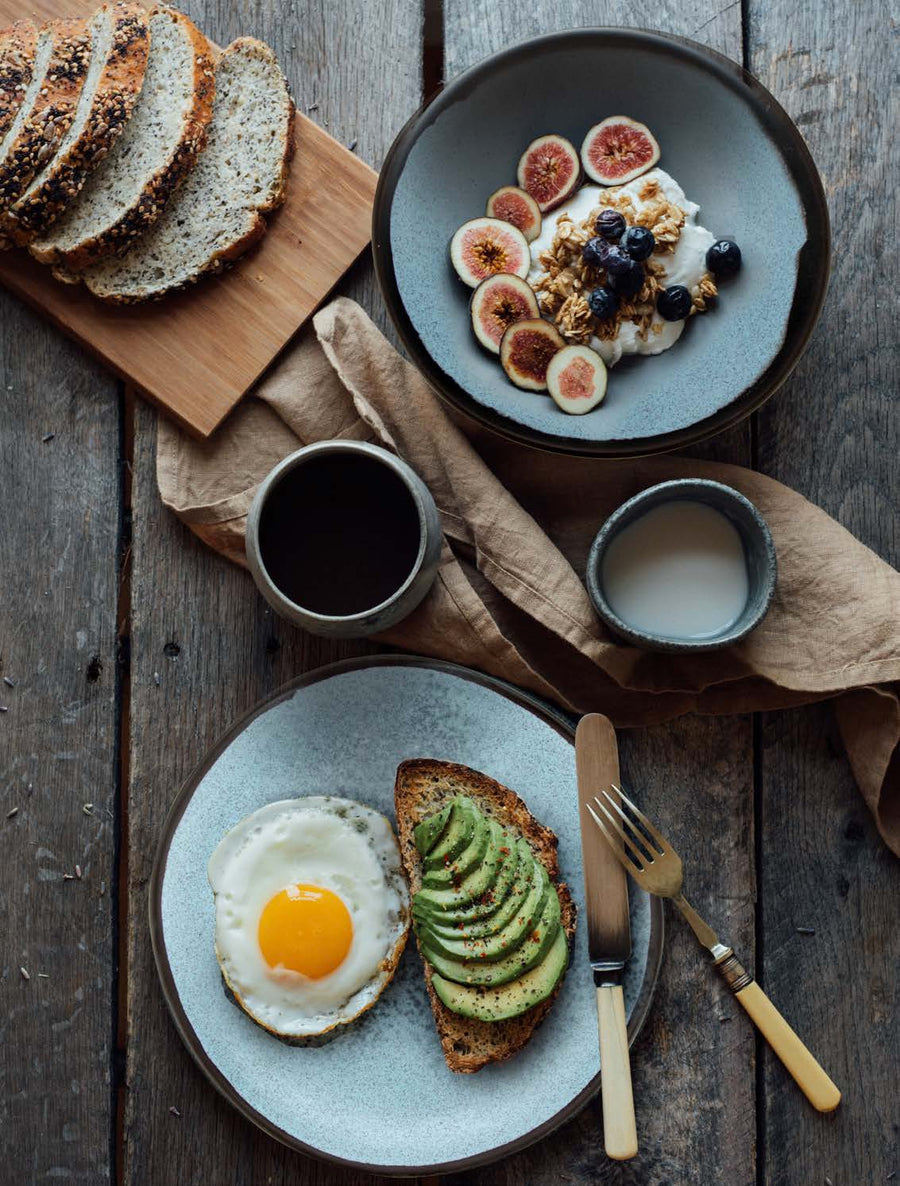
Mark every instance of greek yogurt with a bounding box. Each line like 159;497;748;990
527;168;715;366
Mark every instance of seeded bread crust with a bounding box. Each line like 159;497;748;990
0;22;38;141
0;18;92;221
30;5;215;269
81;36;294;302
4;4;150;244
394;759;576;1074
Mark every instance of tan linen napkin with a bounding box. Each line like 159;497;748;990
157;298;900;854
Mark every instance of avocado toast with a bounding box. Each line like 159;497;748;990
394;759;576;1073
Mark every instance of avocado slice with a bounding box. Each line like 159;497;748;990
414;803;452;858
419;875;560;987
421;809;489;888
422;797;477;873
414;834;524;930
416;848;547;962
415;818;506;913
431;928;569;1021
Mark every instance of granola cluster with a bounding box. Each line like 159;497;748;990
532;175;718;345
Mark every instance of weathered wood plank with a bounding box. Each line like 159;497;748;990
748;2;900;1181
122;0;423;1182
0;294;121;1181
440;3;755;1183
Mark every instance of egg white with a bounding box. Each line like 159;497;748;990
208;797;410;1039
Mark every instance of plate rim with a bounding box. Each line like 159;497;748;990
371;25;831;459
148;653;664;1176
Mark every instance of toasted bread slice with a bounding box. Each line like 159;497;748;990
394;759;576;1074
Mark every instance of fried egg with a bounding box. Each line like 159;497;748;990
207;797;410;1039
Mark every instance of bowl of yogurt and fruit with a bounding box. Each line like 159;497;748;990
372;28;830;457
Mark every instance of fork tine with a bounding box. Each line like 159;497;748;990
597;787;660;860
609;783;671;853
584;801;644;875
602;782;664;858
589;797;648;870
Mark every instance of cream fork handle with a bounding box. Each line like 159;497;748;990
733;979;841;1112
596;983;638;1159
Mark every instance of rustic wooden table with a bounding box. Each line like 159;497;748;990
1;0;897;1182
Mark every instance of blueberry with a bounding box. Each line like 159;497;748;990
621;226;655;261
706;239;742;276
587;286;620;319
601;245;632;276
582;236;609;268
656;284;692;321
595;209;626;241
607;258;644;296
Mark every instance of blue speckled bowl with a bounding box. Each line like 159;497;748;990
149;657;663;1175
372;28;830;457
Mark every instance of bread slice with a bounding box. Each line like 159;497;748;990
0;19;92;222
78;36;293;302
29;5;214;269
0;21;38;141
3;3;149;244
394;759;576;1074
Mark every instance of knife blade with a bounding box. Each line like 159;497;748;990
575;712;637;1161
575;713;631;978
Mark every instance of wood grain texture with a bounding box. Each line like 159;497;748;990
121;0;422;1181
0;294;121;1179
748;0;900;1181
0;1;895;1183
0;0;378;438
441;2;756;1183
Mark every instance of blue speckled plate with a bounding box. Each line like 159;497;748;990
150;656;663;1175
372;29;830;457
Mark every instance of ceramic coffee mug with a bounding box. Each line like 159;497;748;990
246;441;442;638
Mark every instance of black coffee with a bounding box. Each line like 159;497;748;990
258;453;423;616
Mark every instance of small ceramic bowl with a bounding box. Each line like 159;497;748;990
586;479;776;652
245;441;442;638
373;28;830;457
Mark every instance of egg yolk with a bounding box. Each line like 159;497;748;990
258;884;353;979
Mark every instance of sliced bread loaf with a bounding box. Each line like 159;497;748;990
0;19;92;220
80;36;293;302
30;5;214;269
0;21;38;141
394;759;576;1074
3;3;149;244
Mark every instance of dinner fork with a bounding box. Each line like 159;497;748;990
586;785;841;1113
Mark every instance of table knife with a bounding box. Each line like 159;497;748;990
575;713;637;1161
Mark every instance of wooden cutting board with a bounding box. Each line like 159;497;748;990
0;0;378;436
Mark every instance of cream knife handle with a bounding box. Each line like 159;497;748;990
596;983;638;1160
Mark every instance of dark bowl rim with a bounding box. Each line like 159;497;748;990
585;478;778;651
148;654;665;1177
371;26;831;459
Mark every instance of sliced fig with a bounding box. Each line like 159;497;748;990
516;135;581;213
581;116;660;185
485;185;542;242
449;217;530;288
470;274;540;354
499;318;565;391
546;344;607;414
